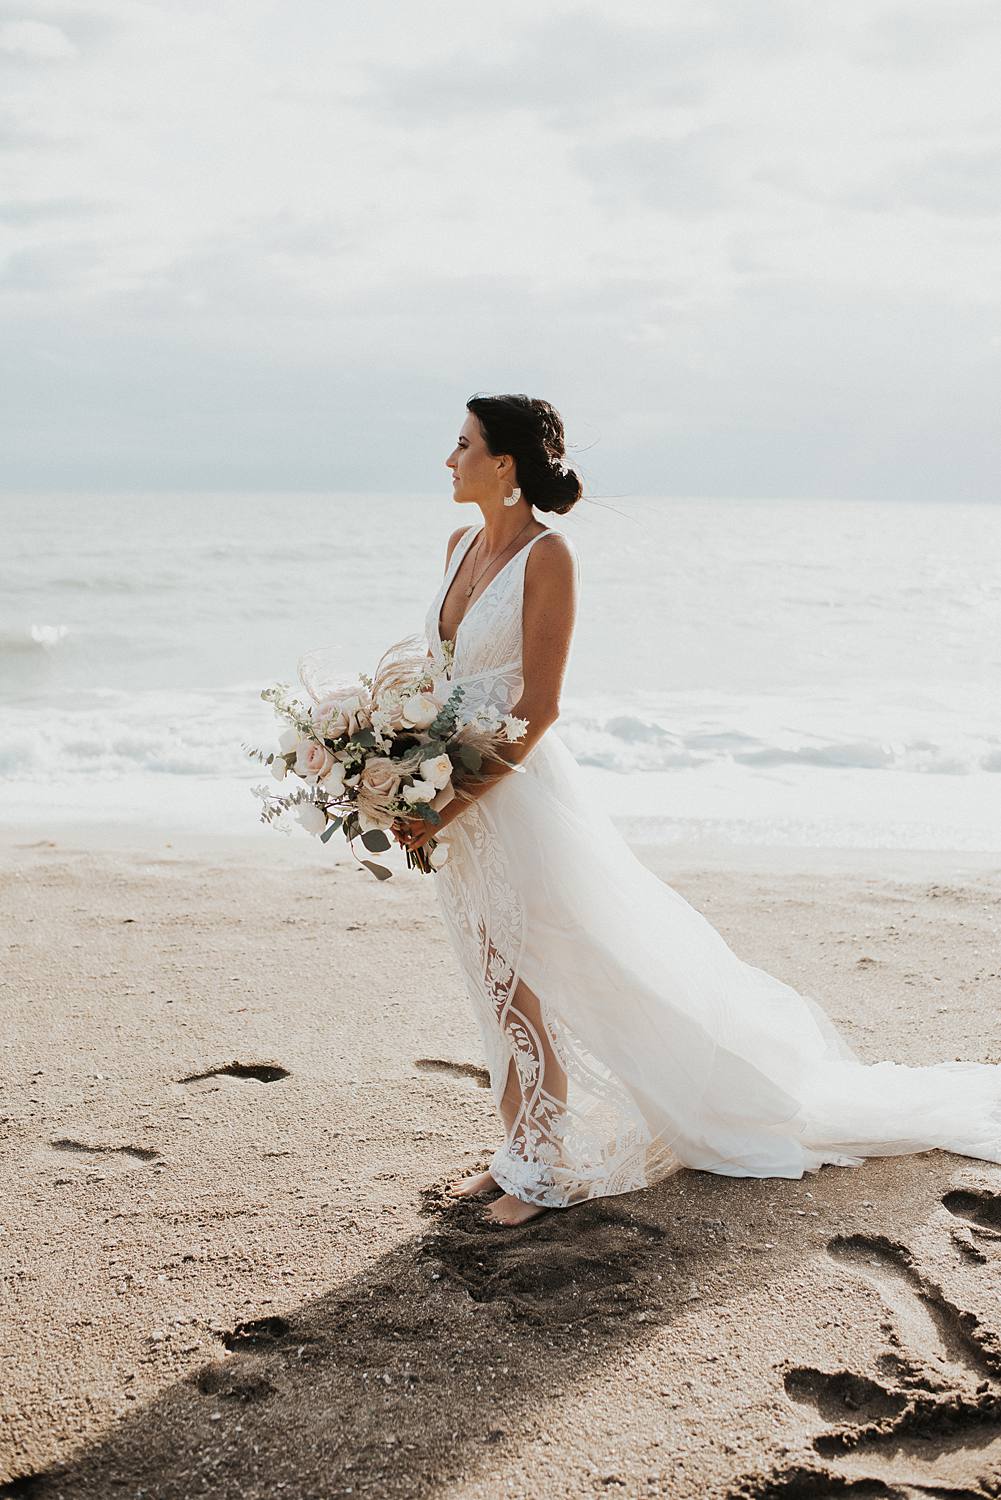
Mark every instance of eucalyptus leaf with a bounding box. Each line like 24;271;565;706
360;828;391;852
360;859;393;880
459;743;483;773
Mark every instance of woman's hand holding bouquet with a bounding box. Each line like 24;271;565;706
245;634;528;879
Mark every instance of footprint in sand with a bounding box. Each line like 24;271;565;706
943;1189;1001;1237
417;1198;666;1327
413;1057;491;1089
176;1061;290;1087
216;1315;293;1352
42;1138;161;1177
731;1202;1001;1500
195;1361;276;1404
825;1232;998;1385
190;1316;301;1410
943;1187;1001;1270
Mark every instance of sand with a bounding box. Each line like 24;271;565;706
3;821;1001;1499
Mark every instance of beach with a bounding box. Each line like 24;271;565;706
4;823;1001;1499
6;0;1001;1487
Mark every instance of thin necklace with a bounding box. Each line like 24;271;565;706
463;517;535;598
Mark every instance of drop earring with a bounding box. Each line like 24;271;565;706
503;485;522;508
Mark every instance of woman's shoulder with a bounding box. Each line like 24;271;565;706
525;526;579;583
444;524;474;567
532;525;578;560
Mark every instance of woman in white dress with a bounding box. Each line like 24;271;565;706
392;393;1001;1229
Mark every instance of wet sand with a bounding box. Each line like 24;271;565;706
3;823;1001;1499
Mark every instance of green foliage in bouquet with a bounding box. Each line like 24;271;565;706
246;634;525;882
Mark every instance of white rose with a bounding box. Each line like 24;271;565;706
320;760;346;792
278;727;300;753
421;753;453;791
401;693;442;729
297;803;327;835
374;691;410;732
402;777;437;805
270;755;288;781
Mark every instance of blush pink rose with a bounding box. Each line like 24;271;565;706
360;756;403;799
295;739;335;782
313;692;371;739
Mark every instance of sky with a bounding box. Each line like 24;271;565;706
1;0;999;500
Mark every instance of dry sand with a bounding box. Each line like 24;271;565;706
3;822;1001;1499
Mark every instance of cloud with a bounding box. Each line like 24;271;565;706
0;0;999;499
0;107;56;147
848;147;1001;219
768;144;1001;222
0;196;106;224
0;18;76;60
574;126;741;216
0;0;122;47
856;0;1001;66
366;11;708;127
0;241;101;292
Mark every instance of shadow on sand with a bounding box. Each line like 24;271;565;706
8;1166;1001;1500
3;1166;789;1499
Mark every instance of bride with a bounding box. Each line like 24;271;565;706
392;392;1001;1229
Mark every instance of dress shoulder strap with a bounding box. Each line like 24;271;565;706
519;526;579;580
443;525;480;583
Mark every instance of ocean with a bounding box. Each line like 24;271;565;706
2;492;999;850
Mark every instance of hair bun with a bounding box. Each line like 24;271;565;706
535;458;583;515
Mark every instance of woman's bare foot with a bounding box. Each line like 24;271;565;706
447;1168;499;1198
482;1192;548;1227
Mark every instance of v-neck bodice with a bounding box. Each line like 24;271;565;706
436;524;554;648
424;522;572;718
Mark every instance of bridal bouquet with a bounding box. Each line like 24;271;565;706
244;633;528;879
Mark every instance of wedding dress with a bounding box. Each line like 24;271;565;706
424;522;1001;1209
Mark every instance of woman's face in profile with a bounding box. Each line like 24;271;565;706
446;412;498;503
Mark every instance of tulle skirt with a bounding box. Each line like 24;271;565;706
431;726;1001;1208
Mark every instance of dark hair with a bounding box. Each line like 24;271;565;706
466;392;583;515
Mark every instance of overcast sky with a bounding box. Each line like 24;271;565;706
1;0;999;499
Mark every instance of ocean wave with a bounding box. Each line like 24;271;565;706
0;691;268;780
557;709;999;779
43;574;165;594
0;692;997;785
0;623;72;654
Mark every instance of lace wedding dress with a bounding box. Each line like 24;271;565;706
425;522;1001;1209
